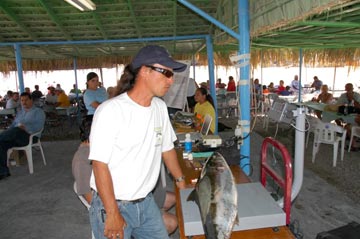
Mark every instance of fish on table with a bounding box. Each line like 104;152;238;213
187;152;238;239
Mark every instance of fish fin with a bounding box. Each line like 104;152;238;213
187;189;197;202
234;213;239;225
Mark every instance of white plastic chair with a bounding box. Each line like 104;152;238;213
305;115;322;148
7;129;46;174
201;114;212;135
348;126;360;152
73;182;91;209
312;122;346;167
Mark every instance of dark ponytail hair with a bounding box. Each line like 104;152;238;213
79;115;93;142
197;87;215;108
114;64;139;96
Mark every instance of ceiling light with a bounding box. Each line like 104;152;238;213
64;0;96;11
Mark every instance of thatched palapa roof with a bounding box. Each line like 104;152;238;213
0;0;360;74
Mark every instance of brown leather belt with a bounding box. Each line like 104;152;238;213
93;190;148;204
116;194;148;204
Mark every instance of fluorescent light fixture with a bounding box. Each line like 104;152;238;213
64;0;96;11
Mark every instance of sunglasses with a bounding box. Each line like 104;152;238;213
146;65;174;78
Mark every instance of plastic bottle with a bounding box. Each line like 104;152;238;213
184;133;192;153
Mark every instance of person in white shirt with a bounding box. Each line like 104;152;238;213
6;92;21;111
89;45;186;239
290;75;300;92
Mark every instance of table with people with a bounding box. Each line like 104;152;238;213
295;82;360;151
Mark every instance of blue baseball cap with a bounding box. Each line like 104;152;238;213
131;45;187;72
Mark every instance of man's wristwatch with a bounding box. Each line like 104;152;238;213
175;175;185;183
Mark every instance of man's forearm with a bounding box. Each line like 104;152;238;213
162;149;186;189
92;161;118;214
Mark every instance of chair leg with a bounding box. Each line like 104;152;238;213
312;141;319;163
306;131;310;148
340;140;345;162
348;135;354;152
38;144;46;165
333;142;338;167
7;149;13;167
25;148;34;174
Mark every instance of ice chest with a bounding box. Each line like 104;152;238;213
316;221;360;239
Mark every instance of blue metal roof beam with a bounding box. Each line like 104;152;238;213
0;35;208;47
177;0;241;41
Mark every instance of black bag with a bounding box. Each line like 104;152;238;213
337;105;359;115
316;221;360;239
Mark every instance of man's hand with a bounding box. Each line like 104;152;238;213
103;210;127;239
176;180;186;189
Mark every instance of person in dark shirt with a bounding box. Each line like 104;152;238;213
31;85;43;101
280;86;292;96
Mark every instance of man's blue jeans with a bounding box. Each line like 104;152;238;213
0;127;30;176
89;191;169;239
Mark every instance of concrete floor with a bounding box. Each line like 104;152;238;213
1;117;360;238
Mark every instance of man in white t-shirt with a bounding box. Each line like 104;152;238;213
89;45;187;239
291;74;301;93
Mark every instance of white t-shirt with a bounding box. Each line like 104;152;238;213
89;93;176;200
45;94;57;104
291;80;300;91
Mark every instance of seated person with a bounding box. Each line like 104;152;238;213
152;175;178;235
0;92;45;180
54;87;70;107
335;83;360;126
280;86;292;96
5;92;21;112
2;90;13;103
291;75;301;93
312;84;333;104
276;80;286;94
311;76;323;92
336;83;360;109
194;88;216;133
72;116;93;204
262;85;269;94
45;86;57;105
268;82;276;93
311;85;333;119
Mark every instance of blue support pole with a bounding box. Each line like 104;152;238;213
73;57;79;99
14;44;25;93
298;48;303;102
239;0;251;175
206;35;218;134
